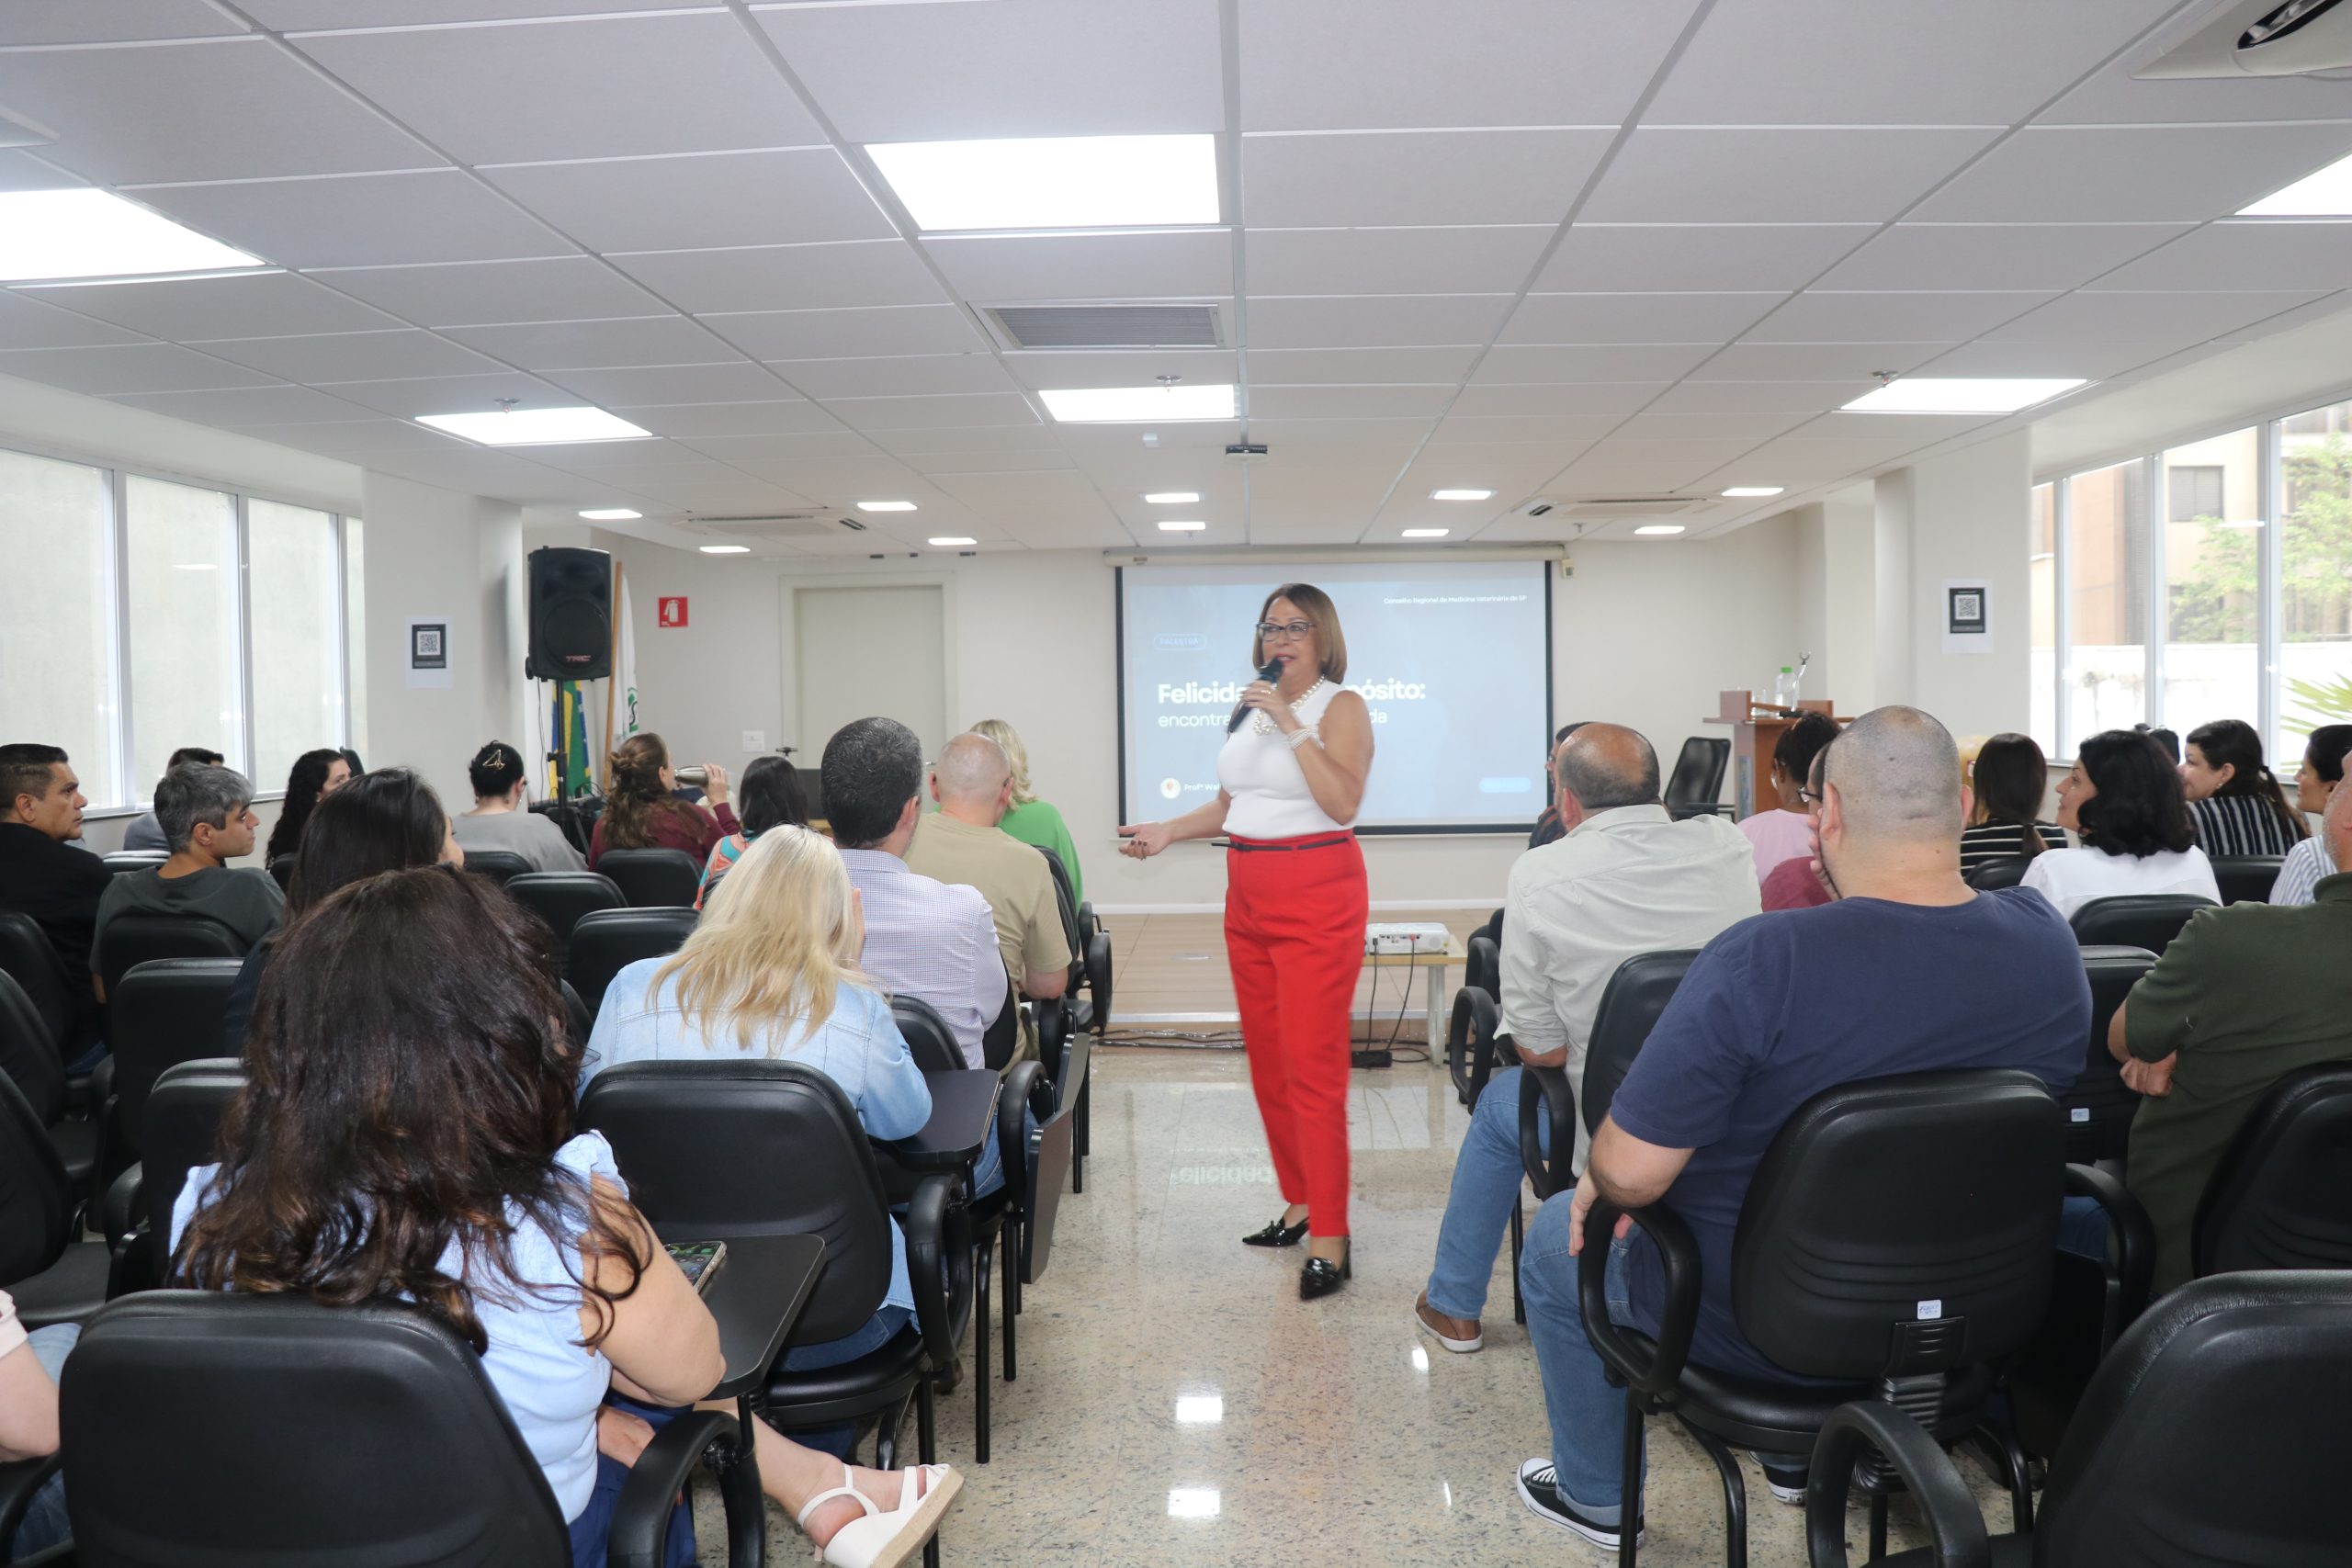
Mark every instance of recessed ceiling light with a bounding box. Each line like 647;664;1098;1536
578;508;641;521
1430;489;1495;502
0;189;262;282
1402;527;1451;538
417;407;651;446
698;544;751;555
1634;525;1687;536
1144;491;1201;504
1721;487;1785;499
1157;519;1207;532
857;500;917;513
1040;384;1236;423
2240;147;2352;216
1842;378;2086;415
929;536;977;547
867;134;1219;231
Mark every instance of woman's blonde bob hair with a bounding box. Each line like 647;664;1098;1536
650;824;866;1049
967;718;1034;807
1251;582;1348;682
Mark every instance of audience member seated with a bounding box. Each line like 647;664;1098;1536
822;719;1008;1070
1736;712;1839;879
453;740;587;874
2137;723;2181;763
1759;748;1832;911
2021;728;2221;919
0;744;109;1065
1962;730;2059;874
1525;723;1589;850
695;754;809;908
119;746;223;852
2271;724;2352;904
1511;707;2087;1546
589;733;734;871
1413;724;1757;1357
0;1285;73;1560
93;764;283;976
220;767;462;1049
968;719;1086;907
907;732;1071;1062
262;747;352;869
171;866;956;1568
2178;717;2309;857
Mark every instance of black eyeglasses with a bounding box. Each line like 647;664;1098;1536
1256;620;1315;642
1797;786;1823;807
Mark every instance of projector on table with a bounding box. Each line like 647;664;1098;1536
1365;922;1450;955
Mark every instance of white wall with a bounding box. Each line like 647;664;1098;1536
1874;432;2034;741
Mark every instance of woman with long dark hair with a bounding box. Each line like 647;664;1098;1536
1962;732;2058;874
2021;729;2221;918
2179;717;2309;856
262;747;350;867
694;754;808;908
174;867;957;1568
588;733;734;871
2269;725;2352;904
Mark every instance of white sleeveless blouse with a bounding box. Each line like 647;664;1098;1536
1217;680;1354;840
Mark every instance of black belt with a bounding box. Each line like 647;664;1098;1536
1227;833;1354;852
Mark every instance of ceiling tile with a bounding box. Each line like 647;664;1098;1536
291;13;824;164
678;431;876;463
904;447;1076;476
923;231;1231;303
303;256;667;328
1908;339;2150;380
247;0;710;25
870;423;1069;459
17;270;404;340
442;315;743;371
0;342;277;394
1452;382;1664;418
769;355;1017;400
1803;411;2010;444
1696;342;1951;381
0;151;83;193
831;392;1042;432
1429;413;1626;444
1578;128;2000;224
0;291;153;351
482;149;893;254
129;171;570;269
1247;384;1452;419
0;38;434;185
1912;125;2352;224
1618;410;1813;441
1241;130;1614;228
0;2;246;43
754;0;1222;142
612;401;847;439
543;362;797;407
1742;291;2055;344
609;243;945;314
195;328;502;382
1474;344;1722;382
106;383;380;425
1238;0;1700;130
1535;225;1873;292
225;417;472;460
1002;349;1234;390
1981;289;2331;359
317;370;576;418
1814;223;2194;291
1501;292;1782;346
1246;294;1512;350
703;305;986;361
1242;417;1432;447
1244;227;1552;295
1248;346;1479;384
1645;379;1867;414
2095;222;2352;292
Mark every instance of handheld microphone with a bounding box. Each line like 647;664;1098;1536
1227;658;1285;733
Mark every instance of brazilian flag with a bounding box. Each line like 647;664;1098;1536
552;681;593;798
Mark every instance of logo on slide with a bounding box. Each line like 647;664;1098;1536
1153;633;1207;651
1159;777;1182;800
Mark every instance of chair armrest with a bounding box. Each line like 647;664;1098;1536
1517;1066;1576;1201
102;1163;142;1247
610;1409;762;1568
904;1171;973;1364
999;1060;1046;1200
1036;1002;1070;1092
1804;1401;1991;1568
2064;1163;2154;1331
1576;1197;1702;1396
0;1453;63;1553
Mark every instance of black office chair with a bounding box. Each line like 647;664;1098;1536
1582;1070;2062;1564
560;979;594;1053
1521;950;1702;1202
2194;1062;2352;1278
1443;985;1506;1111
0;1066;107;1331
1464;931;1500;998
2209;853;2286;905
461;847;533;886
504;871;626;962
267;854;296;893
979;971;1018;1073
59;1292;762;1568
111;1058;244;1298
595;847;704;908
1035;998;1093;1197
1663;736;1731;821
94;914;244;999
961;1059;1046;1463
0;969;64;1131
1962;856;2030;890
2001;1163;2155;1465
2057;946;2156;1168
0;911;78;1061
100;852;166;876
1805;1271;2352;1568
890;994;967;1074
2066;893;2214;957
566;908;697;1019
105;957;243;1162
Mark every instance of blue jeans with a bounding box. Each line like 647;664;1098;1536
1426;1066;1546;1321
1519;1194;1647;1525
774;1304;915;1461
968;1107;1040;1201
568;1396;695;1568
4;1325;77;1562
2057;1194;2110;1260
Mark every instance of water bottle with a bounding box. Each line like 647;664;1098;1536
1773;666;1796;708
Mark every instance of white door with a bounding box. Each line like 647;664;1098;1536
794;584;948;763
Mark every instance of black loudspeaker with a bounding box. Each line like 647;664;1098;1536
526;547;612;682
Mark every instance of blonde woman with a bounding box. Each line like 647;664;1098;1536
968;717;1083;907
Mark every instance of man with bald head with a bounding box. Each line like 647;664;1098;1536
1416;722;1758;1358
1509;707;2086;1549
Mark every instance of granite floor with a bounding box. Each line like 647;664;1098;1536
699;1047;2017;1565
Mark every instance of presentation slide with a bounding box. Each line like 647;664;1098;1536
1118;560;1553;832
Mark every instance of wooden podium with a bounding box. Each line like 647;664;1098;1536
1707;691;1844;819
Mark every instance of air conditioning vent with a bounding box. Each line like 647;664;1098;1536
692;513;850;541
986;304;1222;350
1522;496;1695;521
2136;0;2352;77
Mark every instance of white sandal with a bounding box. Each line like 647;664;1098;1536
796;1461;961;1568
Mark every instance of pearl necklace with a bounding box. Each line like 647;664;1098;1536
1253;676;1330;736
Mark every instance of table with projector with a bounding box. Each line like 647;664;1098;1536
1363;922;1459;1052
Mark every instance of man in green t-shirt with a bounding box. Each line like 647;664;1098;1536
2110;777;2352;1293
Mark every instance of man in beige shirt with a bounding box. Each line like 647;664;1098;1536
908;732;1072;1063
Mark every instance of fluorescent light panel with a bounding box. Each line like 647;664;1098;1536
416;407;650;446
1402;527;1450;538
1144;491;1201;504
578;508;641;521
0;188;261;282
1040;384;1235;423
1157;520;1207;532
1430;488;1494;501
857;500;917;513
1843;378;2086;415
868;134;1219;231
698;544;750;554
929;536;976;547
2240;148;2352;216
1634;524;1686;536
1721;486;1784;498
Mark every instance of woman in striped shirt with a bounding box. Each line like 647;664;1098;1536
2178;718;2309;858
2269;725;2352;904
1961;732;2060;874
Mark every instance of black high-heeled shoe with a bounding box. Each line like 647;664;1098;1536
1299;1240;1351;1301
1242;1213;1310;1248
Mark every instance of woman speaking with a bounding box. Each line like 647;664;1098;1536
1119;584;1373;1300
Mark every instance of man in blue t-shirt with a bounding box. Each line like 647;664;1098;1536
1511;706;2087;1550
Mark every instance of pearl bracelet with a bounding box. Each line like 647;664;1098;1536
1285;725;1320;750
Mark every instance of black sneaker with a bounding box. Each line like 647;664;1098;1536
1517;1460;1645;1550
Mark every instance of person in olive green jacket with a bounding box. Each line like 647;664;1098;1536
967;718;1083;908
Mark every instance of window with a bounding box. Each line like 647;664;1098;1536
126;476;242;793
2030;482;2056;755
248;499;344;792
0;448;119;807
2064;459;2149;753
2161;430;2260;739
2166;464;2224;524
2278;398;2352;764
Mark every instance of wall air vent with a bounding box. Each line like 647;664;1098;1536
2137;0;2352;77
985;304;1222;350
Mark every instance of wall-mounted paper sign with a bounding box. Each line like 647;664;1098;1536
1942;581;1991;657
406;616;454;688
